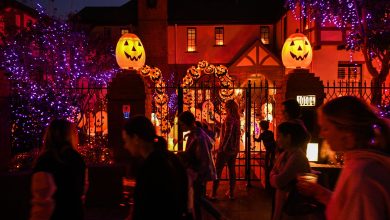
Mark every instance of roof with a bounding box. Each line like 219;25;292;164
168;0;286;25
1;0;38;17
73;1;137;26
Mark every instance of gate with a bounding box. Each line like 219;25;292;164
168;61;279;185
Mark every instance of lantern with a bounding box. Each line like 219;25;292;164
281;33;312;69
115;33;146;70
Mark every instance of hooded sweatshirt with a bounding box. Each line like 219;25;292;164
326;149;390;220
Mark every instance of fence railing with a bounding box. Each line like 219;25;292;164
324;80;390;106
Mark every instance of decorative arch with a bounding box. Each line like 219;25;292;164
182;60;236;120
139;65;170;133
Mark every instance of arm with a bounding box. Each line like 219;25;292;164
30;172;57;220
297;180;332;205
270;152;308;189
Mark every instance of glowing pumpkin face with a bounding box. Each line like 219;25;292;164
115;33;146;70
281;33;312;69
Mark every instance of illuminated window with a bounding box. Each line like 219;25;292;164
187;28;196;52
121;29;129;35
338;62;362;81
215;27;224;46
260;26;270;44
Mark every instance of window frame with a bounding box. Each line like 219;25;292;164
187;27;197;52
215;27;224;46
337;62;363;81
260;26;270;45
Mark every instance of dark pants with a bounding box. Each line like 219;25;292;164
265;149;275;189
212;151;237;196
193;179;205;220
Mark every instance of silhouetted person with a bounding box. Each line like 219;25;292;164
30;119;88;220
178;111;217;220
211;100;241;200
282;98;310;149
254;120;276;189
122;115;189;220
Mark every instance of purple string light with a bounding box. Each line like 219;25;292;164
1;5;118;151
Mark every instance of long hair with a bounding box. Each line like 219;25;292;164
320;96;390;153
123;115;167;151
41;118;76;162
225;99;240;119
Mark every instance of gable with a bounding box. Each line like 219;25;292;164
232;39;282;68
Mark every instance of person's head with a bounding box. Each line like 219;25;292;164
43;118;78;154
318;96;390;153
178;111;196;132
259;120;270;130
195;121;203;128
276;121;309;150
122;115;166;158
282;99;302;121
225;99;240;119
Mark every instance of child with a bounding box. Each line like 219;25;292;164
254;120;276;189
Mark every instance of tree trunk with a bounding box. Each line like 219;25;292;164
371;76;384;106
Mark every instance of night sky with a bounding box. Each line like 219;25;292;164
17;0;130;19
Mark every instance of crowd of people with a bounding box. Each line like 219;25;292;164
29;96;390;220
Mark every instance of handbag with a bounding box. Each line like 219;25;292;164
283;185;325;216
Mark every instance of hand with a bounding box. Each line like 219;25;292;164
297;179;332;205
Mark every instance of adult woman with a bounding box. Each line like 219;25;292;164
211;99;241;200
298;96;390;220
270;121;311;220
122;115;188;220
30;119;88;220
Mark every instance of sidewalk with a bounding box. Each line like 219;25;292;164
85;180;273;220
203;180;273;220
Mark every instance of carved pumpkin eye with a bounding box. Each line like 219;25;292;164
124;41;128;46
305;41;308;45
138;42;142;47
290;41;295;46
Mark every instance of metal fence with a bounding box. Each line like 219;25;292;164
324;80;390;106
11;78;390;182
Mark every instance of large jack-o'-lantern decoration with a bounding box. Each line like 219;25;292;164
281;33;312;69
116;33;146;70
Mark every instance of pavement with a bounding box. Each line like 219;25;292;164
203;181;273;220
85;180;274;220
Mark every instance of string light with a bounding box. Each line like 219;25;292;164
1;4;118;152
287;0;388;62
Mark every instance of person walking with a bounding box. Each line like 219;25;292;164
298;96;390;220
178;111;217;220
211;99;241;200
122;115;189;220
30;119;88;220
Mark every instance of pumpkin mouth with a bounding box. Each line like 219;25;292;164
290;52;309;61
124;52;143;61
